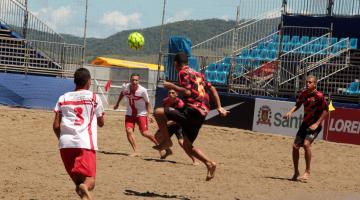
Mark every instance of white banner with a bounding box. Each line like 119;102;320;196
252;98;323;139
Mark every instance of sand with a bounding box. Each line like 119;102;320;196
0;106;360;200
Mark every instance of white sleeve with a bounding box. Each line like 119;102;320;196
54;95;64;113
95;94;104;117
143;88;150;103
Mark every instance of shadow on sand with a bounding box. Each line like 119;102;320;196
124;189;191;200
97;150;130;157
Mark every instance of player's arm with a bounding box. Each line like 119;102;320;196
114;92;124;110
283;106;299;119
209;86;229;117
284;91;304;119
52;112;61;139
145;97;154;123
97;116;104;127
309;109;328;130
163;80;188;94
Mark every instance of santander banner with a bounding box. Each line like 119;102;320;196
252;98;324;139
323;108;360;145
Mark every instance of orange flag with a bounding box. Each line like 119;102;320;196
105;80;111;92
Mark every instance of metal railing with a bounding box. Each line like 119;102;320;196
0;36;83;76
286;0;360;16
192;8;281;59
0;0;83;76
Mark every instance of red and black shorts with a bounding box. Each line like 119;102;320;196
164;106;205;143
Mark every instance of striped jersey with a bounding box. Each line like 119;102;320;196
295;89;328;126
54;90;104;150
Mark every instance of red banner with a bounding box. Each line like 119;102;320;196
323;108;360;145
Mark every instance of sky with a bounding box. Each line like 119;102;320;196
28;0;282;38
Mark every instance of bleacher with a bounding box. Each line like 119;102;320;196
0;0;83;77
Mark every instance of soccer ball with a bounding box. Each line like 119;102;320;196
128;32;145;50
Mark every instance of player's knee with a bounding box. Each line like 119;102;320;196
303;142;311;149
126;129;133;135
140;131;149;137
154;107;164;117
292;143;300;150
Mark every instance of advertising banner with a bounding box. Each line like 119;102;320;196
252;98;324;138
323;108;360;145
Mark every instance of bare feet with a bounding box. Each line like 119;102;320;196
78;183;92;200
153;140;173;151
299;171;310;182
206;162;216;181
160;148;173;159
290;172;300;181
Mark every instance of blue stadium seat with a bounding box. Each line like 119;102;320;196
205;70;216;82
266;42;277;51
259;50;268;60
266;50;277;60
223;63;230;73
331;37;338;45
223;56;231;64
216;63;224;72
215;71;228;84
207;63;216;71
339;38;348;48
350;38;358;49
249;49;260;59
290;35;300;45
272;34;279;42
256;42;266;50
299;36;309;44
240;48;250;59
282;43;292;52
345;81;360;95
282;35;290;44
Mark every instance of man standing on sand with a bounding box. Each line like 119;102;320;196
53;68;105;200
283;75;328;181
154;52;229;181
114;73;158;156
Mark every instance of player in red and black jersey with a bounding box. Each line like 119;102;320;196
154;52;229;181
283;75;328;182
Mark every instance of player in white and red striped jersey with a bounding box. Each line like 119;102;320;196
114;73;158;156
53;68;104;200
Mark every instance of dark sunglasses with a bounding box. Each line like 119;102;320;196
168;91;176;94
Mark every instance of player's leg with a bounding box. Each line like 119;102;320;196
154;107;171;148
299;126;320;181
175;126;198;165
181;136;216;181
138;116;158;145
125;116;138;155
292;124;307;181
291;143;301;181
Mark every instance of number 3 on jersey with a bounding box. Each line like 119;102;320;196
74;107;84;125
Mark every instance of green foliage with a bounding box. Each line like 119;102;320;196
62;19;235;63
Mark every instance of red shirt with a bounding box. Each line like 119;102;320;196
177;66;212;116
162;97;184;109
295;89;328;126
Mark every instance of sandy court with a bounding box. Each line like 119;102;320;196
1;106;360;200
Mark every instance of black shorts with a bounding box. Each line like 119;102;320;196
294;123;322;145
168;124;184;140
164;106;205;143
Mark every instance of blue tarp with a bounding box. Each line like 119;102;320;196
0;73;75;109
166;36;192;81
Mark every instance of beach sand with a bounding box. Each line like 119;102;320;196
0;106;359;200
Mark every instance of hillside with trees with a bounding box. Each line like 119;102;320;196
62;19;236;63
